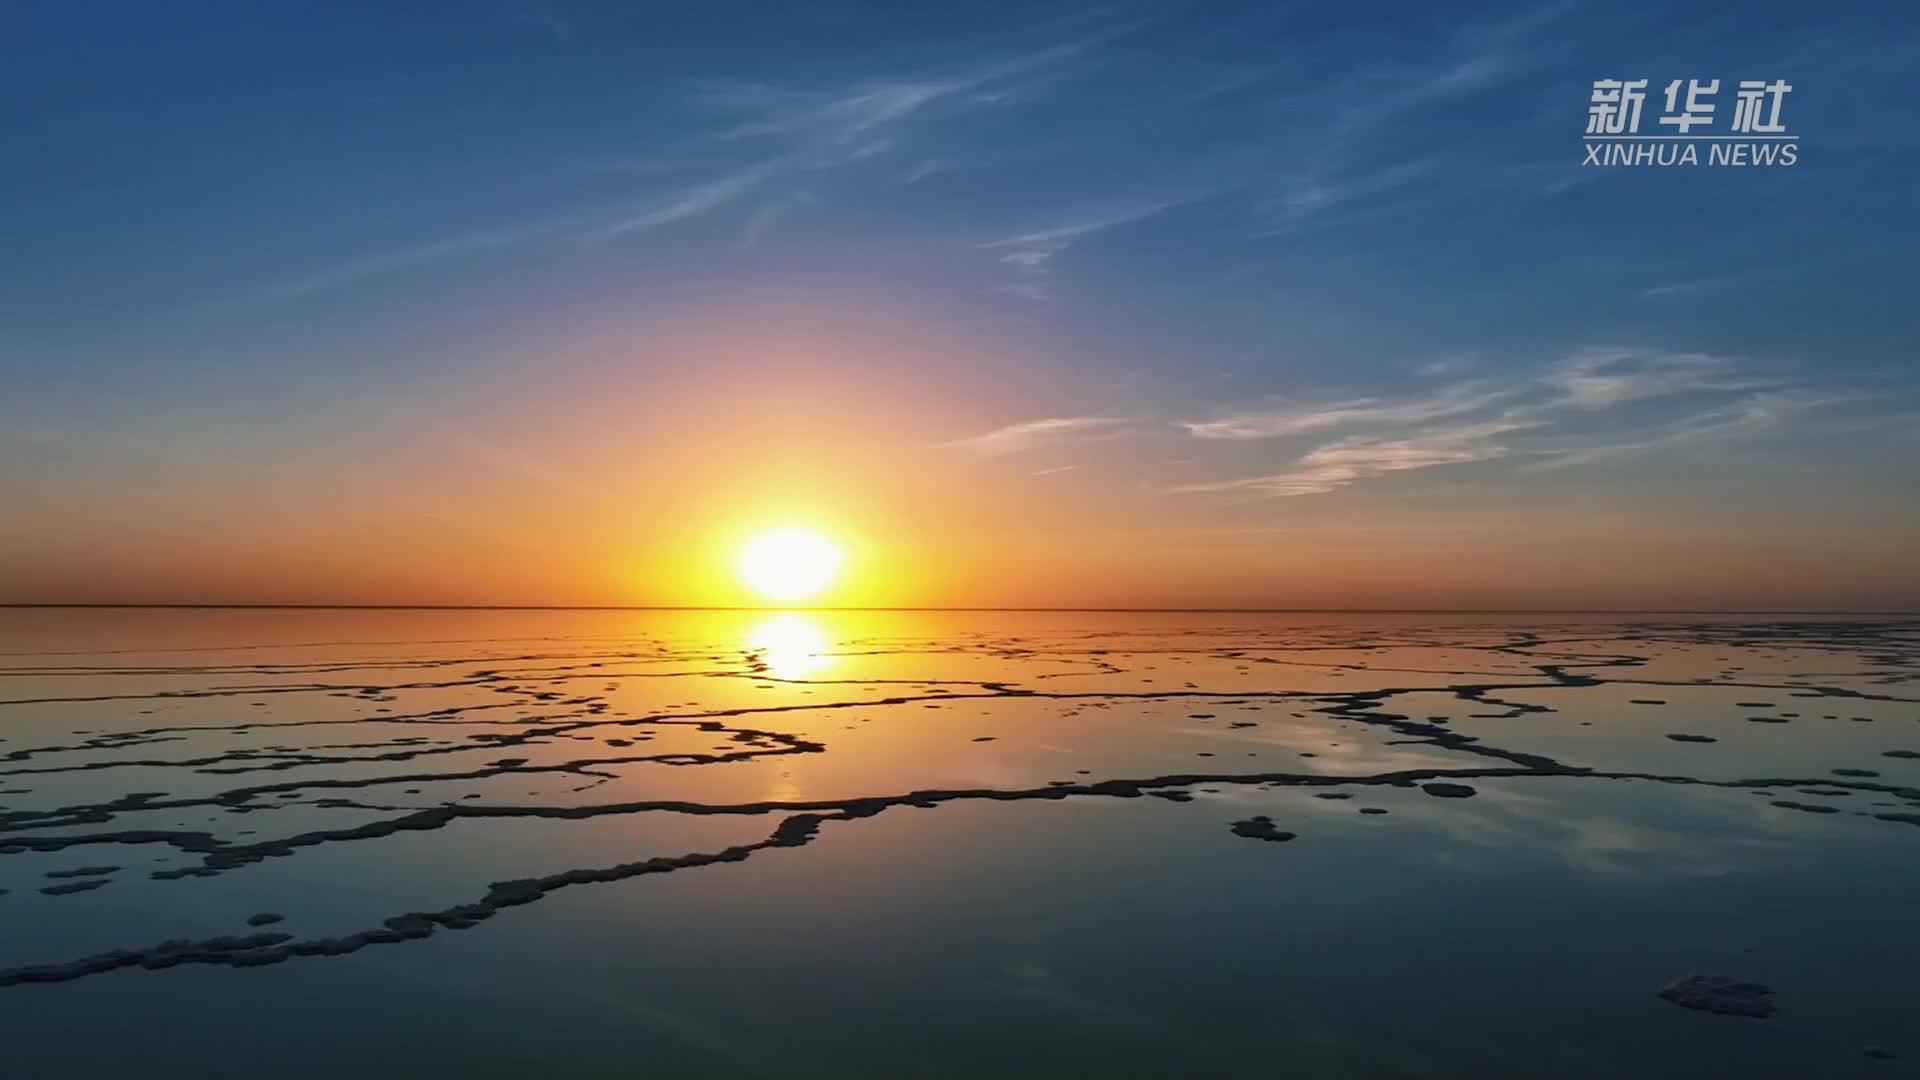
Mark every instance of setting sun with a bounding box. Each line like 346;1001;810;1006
736;527;844;604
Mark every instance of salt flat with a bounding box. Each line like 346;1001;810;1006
1;609;1916;1078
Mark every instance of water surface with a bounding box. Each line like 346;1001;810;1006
1;609;1916;1077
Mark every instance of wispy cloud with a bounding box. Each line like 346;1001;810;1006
694;81;951;146
158;214;590;326
1223;3;1583;253
1031;464;1079;477
605;165;773;235
1182;380;1511;440
945;416;1131;457
1542;349;1776;410
173;29;1114;323
687;27;1111;158
979;198;1193;300
1173;419;1533;497
1260;156;1444;235
1417;355;1477;378
1639;268;1787;300
1172;347;1877;499
1524;390;1867;471
736;192;818;249
958;349;1837;498
162;166;780;325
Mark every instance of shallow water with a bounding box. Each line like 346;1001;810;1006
1;608;1916;1077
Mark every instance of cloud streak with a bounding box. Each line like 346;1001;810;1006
1523;390;1867;471
979;197;1194;299
1172;348;1874;499
172;28;1117;324
1173;419;1535;498
1182;380;1512;440
1541;349;1776;410
955;349;1866;499
945;416;1132;457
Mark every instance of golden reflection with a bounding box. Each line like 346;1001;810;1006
746;611;834;680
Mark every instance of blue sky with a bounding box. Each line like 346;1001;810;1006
1;2;1916;607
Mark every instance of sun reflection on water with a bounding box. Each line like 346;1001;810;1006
746;612;834;680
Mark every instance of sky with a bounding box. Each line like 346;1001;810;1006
1;1;1916;610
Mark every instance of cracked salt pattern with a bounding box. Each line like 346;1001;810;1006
1;609;1916;1077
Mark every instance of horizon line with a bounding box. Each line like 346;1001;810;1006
0;603;1913;616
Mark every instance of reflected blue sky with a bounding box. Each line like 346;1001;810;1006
0;609;1917;1075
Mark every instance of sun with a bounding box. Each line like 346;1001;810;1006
735;527;844;604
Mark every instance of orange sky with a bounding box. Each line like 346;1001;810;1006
4;6;1918;613
5;319;1918;611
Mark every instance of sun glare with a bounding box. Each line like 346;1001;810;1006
736;527;843;604
746;612;833;678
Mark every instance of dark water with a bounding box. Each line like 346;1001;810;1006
1;609;1916;1077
